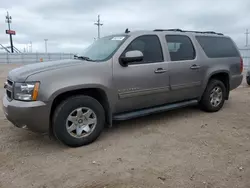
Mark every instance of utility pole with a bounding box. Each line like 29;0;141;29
94;15;103;39
245;29;249;47
44;39;48;53
30;41;32;53
5;11;14;53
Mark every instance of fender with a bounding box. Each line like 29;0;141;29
48;84;111;102
200;68;230;100
48;84;115;127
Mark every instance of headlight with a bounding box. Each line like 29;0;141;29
14;82;40;101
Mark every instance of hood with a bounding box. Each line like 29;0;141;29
8;59;87;82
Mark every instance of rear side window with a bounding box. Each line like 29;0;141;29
196;36;240;58
165;35;196;61
123;35;164;63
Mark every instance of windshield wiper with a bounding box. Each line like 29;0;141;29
74;55;94;61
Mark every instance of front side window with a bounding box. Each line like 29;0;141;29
123;35;164;63
165;35;196;61
79;35;128;61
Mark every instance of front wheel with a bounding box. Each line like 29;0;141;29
199;79;226;112
52;95;105;147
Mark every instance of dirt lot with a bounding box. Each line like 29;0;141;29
0;64;250;188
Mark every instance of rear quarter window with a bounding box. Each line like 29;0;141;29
196;36;240;58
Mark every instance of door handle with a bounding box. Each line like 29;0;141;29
154;68;167;74
155;68;167;74
190;64;201;70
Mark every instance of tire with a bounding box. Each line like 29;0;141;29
53;95;105;147
247;76;250;86
199;79;226;112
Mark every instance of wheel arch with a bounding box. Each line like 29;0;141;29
49;87;112;136
202;71;230;100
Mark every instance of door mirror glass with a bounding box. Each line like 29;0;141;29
120;50;143;66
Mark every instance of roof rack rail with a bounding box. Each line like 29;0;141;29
185;30;224;35
154;29;183;32
153;29;223;35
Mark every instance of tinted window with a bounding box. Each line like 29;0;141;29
123;35;163;63
196;36;239;58
165;35;196;61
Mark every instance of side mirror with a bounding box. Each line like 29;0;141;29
120;50;143;66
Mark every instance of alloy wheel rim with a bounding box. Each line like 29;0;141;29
210;86;223;107
66;107;97;138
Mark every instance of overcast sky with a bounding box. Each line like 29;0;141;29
0;0;249;53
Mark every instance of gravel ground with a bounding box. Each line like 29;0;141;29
0;64;250;188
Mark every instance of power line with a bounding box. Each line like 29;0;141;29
94;15;103;39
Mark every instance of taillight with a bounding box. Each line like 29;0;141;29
240;57;243;73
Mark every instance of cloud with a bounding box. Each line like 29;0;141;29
0;0;249;53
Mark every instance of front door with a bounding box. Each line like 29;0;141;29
165;35;203;102
113;34;170;113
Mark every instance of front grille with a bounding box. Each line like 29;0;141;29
6;90;12;99
5;79;14;100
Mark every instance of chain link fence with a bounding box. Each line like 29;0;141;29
0;49;249;68
0;53;75;64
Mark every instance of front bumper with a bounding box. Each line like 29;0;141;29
2;94;50;133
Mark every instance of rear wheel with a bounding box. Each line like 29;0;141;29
199;79;226;112
53;95;105;147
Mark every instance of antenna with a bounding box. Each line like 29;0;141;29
125;28;130;33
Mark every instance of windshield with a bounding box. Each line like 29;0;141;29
79;35;128;61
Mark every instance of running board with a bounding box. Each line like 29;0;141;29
113;100;198;121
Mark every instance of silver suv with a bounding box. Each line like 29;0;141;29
2;29;243;147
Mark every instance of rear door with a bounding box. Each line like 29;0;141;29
165;35;203;102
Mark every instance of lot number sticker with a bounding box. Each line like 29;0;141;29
111;36;125;41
